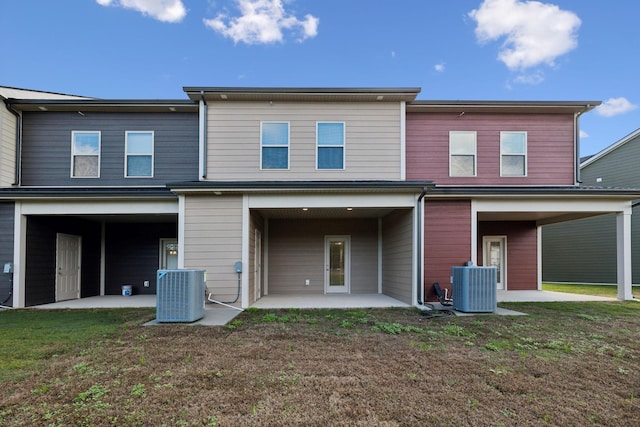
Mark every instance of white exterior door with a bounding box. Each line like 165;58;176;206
55;233;81;301
483;236;506;290
324;235;350;294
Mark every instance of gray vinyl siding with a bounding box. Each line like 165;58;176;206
267;218;378;294
248;212;264;303
0;108;17;187
183;195;243;305
0;202;14;305
20;112;199;186
24;216;101;306
105;222;177;295
382;209;413;304
205;102;403;181
542;133;640;285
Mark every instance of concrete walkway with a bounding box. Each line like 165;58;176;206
23;290;621;325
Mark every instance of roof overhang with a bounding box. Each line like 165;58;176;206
406;100;600;114
168;180;434;194
0;187;177;201
183;87;422;103
5;99;198;113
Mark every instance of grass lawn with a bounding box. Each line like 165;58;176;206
543;282;640;299
1;303;640;426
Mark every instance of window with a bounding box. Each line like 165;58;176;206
71;131;100;178
126;131;154;177
261;122;289;169
501;131;527;176
317;122;345;170
449;131;476;176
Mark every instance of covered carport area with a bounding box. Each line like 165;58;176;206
5;188;178;307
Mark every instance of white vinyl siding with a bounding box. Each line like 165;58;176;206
71;131;100;178
449;131;476;177
205;102;403;180
125;131;154;177
501;131;527;177
0;109;17;186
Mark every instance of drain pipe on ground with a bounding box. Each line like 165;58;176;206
206;263;244;311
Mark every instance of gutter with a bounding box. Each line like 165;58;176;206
3;99;22;186
199;91;207;179
575;112;582;184
416;186;429;305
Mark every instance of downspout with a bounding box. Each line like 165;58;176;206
4;99;22;186
416;186;429;305
199;91;208;180
574;112;582;184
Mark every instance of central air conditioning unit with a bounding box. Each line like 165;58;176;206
156;269;205;322
451;266;497;313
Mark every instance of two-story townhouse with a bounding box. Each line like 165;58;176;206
0;97;199;307
406;101;639;301
543;129;640;286
1;87;92;306
172;87;432;308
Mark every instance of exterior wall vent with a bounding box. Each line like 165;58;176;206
451;266;497;312
156;269;206;322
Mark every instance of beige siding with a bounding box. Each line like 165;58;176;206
206;102;403;181
183;195;243;305
0;108;17;187
382;209;413;304
267;218;378;294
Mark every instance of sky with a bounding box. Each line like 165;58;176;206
0;0;638;156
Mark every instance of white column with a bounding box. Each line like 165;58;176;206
536;225;542;291
13;203;26;308
241;194;250;308
616;211;633;300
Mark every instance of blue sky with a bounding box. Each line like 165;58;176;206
1;0;638;156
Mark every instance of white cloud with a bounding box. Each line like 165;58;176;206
513;71;544;85
434;62;445;73
579;130;589;138
203;0;319;45
96;0;186;23
596;97;638;117
469;0;581;70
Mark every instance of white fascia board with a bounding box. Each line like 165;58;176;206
474;198;632;214
18;200;178;215
247;193;417;209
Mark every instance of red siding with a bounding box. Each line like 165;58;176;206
406;112;576;185
424;200;471;300
478;221;538;291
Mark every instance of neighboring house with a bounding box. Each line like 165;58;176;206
405;101;638;301
542;129;640;286
2;86;638;308
0;94;199;307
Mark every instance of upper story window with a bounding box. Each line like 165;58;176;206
501;131;527;176
125;131;154;177
71;131;100;178
317;122;345;170
261;122;289;170
449;131;476;177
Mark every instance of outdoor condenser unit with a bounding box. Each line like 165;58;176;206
451;266;497;313
156;269;205;322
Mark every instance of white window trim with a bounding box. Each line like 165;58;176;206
71;130;101;178
125;131;154;178
449;131;477;177
500;131;527;177
316;121;346;171
260;121;290;170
